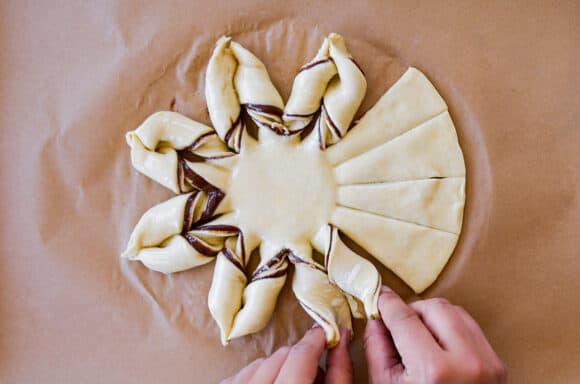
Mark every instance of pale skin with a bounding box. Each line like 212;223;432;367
221;287;507;384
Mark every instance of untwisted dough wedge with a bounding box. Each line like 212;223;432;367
334;111;465;184
331;206;459;293
326;67;448;165
337;178;466;234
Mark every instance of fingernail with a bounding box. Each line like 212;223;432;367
310;322;321;329
380;285;393;294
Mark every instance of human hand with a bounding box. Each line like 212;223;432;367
364;287;507;384
220;326;352;384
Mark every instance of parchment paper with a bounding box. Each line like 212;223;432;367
1;1;578;383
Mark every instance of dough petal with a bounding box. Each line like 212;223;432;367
290;255;352;348
313;225;381;319
207;226;249;345
126;111;233;193
122;193;191;260
122;193;233;273
319;34;367;148
229;244;289;340
208;251;247;346
334;111;465;184
205;37;244;152
337;178;466;234
326;67;447;165
331;206;458;293
137;235;214;274
229;41;286;134
284;37;336;131
282;33;366;147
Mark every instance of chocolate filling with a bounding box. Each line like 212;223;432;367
244;103;284;117
182;192;199;232
322;104;342;139
284;112;316;118
222;247;245;274
316;115;324;149
288;252;326;273
182;232;220;257
324;224;335;269
297;58;333;73
179;158;225;217
251;249;290;281
300;302;332;327
195;224;240;236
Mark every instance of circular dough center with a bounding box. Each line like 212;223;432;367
229;138;335;245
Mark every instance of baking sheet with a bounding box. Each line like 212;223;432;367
1;1;578;383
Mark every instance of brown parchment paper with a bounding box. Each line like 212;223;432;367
1;1;578;383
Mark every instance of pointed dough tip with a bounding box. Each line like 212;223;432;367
216;35;232;45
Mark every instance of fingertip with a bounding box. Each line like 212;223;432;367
276;326;327;382
380;285;393;294
325;328;353;384
305;325;327;344
340;328;352;343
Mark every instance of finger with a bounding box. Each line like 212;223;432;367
453;305;508;378
364;319;402;384
410;298;472;352
250;346;291;383
453;305;500;358
275;327;326;384
314;367;325;384
378;287;440;363
231;358;264;384
325;329;353;384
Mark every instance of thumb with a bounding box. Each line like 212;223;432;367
325;329;353;384
364;319;402;384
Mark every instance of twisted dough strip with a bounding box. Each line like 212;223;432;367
206;216;259;346
284;33;367;148
227;243;289;341
313;224;381;319
126;111;233;194
206;37;287;152
121;193;231;273
288;247;353;348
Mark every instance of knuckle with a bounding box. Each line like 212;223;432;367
252;357;266;366
425;358;450;384
465;357;487;381
389;305;419;326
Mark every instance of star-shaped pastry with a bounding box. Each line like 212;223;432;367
122;33;466;347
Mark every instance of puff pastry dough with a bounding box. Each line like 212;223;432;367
122;34;466;346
